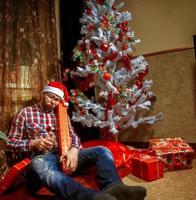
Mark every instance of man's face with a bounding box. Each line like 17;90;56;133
42;92;61;110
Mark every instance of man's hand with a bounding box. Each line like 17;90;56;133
60;147;79;173
30;132;57;152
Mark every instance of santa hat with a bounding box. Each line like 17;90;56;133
42;81;69;103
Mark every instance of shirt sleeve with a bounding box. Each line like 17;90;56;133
7;109;31;152
68;116;82;150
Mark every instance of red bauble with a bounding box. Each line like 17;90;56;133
100;43;109;52
121;44;128;50
80;108;86;116
122;26;128;32
103;72;112;80
85;8;92;15
122;21;128;27
88;24;94;32
135;81;143;89
112;5;116;10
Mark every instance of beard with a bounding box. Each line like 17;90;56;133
41;96;57;111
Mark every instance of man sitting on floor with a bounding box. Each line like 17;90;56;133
7;81;146;200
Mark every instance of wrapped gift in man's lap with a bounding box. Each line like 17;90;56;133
131;153;164;182
149;137;194;171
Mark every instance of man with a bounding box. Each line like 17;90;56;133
7;81;146;200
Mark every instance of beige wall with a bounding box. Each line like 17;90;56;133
119;49;196;143
117;0;196;143
117;0;196;55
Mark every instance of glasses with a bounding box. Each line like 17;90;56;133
45;93;61;102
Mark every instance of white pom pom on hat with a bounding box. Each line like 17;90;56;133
42;81;69;103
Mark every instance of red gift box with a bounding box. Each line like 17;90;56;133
0;158;31;195
149;137;194;171
56;102;72;175
131;154;163;181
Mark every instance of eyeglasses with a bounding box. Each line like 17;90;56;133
45;93;61;102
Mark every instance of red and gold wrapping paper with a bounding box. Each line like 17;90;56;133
149;138;194;171
56;102;71;174
0;158;31;195
131;154;163;182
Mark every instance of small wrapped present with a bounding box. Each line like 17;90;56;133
0;158;31;195
149;137;194;171
131;153;163;181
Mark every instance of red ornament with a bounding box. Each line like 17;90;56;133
122;26;128;32
88;24;94;32
108;93;118;107
85;8;92;15
100;43;109;52
103;56;108;64
108;51;118;61
101;15;108;28
135;81;143;89
122;21;128;27
121;55;131;69
121;44;128;50
79;43;85;51
112;5;116;10
103;72;112;80
80;108;86;116
92;48;99;59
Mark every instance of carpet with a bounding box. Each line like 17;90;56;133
123;159;196;200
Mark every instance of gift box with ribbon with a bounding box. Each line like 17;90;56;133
56;102;72;175
0;157;31;195
131;153;164;181
149;137;194;171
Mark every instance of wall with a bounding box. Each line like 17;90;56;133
117;0;196;143
119;49;196;143
117;0;196;55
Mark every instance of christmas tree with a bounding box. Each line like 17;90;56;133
65;0;163;135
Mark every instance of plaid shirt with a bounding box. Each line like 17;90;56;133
7;103;81;153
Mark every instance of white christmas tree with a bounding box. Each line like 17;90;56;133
66;0;163;135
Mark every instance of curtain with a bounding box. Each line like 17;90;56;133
0;0;60;132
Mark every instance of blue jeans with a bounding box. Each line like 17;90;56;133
27;146;122;200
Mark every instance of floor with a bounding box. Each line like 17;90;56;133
123;159;196;200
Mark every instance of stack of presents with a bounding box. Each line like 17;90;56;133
131;137;194;181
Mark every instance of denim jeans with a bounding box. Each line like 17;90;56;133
27;146;122;200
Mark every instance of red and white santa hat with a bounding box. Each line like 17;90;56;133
42;81;69;103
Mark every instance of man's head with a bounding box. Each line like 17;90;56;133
41;81;69;110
